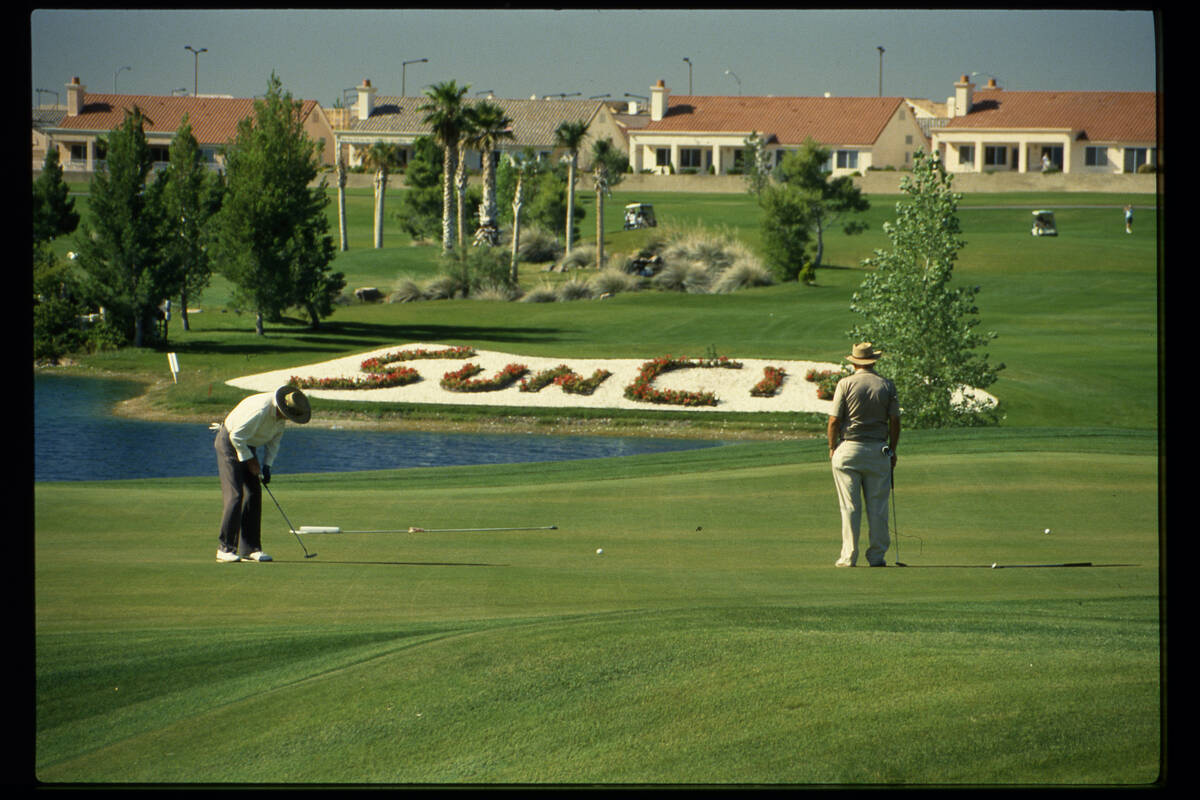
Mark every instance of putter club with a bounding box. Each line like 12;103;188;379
262;481;317;559
295;525;558;534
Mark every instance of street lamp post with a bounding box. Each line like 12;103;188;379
185;45;207;96
114;65;131;93
683;57;692;94
877;46;885;96
402;58;428;97
724;69;741;95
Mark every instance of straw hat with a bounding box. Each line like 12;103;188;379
846;342;884;366
274;385;311;424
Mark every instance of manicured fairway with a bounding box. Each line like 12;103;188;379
36;189;1162;785
35;429;1160;784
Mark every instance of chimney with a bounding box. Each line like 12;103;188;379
650;79;669;122
627;100;640;115
953;74;974;118
356;79;376;121
66;76;85;117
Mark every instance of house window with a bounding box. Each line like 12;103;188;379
1123;147;1156;173
149;145;171;164
957;145;974;166
984;146;1007;166
1085;147;1108;167
70;144;87;162
1040;146;1063;169
835;150;858;169
679;148;702;169
655;148;671;167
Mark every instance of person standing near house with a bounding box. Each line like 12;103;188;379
214;385;311;562
827;343;901;567
1124;204;1134;234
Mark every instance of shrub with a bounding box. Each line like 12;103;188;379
520;283;559;303
472;280;523;302
713;259;774;293
591;268;642;296
559;244;597;271
516;226;563;264
557;276;594;301
388;276;425;303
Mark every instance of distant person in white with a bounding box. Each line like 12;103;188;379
214;386;311;562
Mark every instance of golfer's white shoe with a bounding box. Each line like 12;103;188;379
245;551;273;562
216;549;241;563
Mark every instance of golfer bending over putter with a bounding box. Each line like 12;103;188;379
214;385;311;562
827;343;900;567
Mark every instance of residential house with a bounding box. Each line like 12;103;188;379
41;76;337;173
335;79;627;172
930;75;1158;174
621;79;929;176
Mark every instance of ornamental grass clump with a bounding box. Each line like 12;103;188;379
520;283;559;303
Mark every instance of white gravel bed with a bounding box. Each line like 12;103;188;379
225;342;845;415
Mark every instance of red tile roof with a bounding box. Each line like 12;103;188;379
945;89;1157;142
54;94;321;145
640;95;907;146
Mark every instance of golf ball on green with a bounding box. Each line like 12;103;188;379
1044;528;1051;534
596;548;604;555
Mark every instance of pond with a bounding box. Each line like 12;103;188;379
33;373;724;482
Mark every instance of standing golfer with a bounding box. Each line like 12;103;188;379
827;343;900;567
214;385;311;562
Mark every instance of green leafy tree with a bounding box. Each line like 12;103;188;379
742;131;770;197
418;80;470;252
758;181;814;283
848;150;1004;428
33;147;80;244
157;115;223;331
772;138;869;268
73;106;174;348
396;136;445;242
589;137;628;269
210;73;343;334
553;120;589;255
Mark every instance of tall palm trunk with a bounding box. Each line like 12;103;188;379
373;167;387;249
564;158;577;255
510;176;524;283
442;144;457;252
455;140;469;252
336;158;348;251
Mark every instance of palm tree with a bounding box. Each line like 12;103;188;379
507;148;542;283
335;155;348;251
454;108;478;254
590;137;628;270
418;80;470;252
360;140;403;248
468;101;515;246
553;120;589;255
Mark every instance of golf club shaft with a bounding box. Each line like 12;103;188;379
297;525;558;534
263;482;317;558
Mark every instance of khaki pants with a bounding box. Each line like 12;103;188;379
831;441;891;566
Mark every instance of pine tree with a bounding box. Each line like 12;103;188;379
848;150;1004;428
210;74;342;334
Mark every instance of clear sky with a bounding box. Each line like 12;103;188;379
30;8;1159;107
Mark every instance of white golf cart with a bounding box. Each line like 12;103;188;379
1031;209;1058;237
623;203;657;230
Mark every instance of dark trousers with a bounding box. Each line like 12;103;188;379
215;425;262;555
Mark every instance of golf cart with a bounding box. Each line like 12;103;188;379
1031;209;1058;237
623;203;657;230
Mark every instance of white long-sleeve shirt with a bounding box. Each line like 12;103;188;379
223;392;288;466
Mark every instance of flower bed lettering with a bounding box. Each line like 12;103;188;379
624;355;743;407
361;345;476;374
441;362;529;392
288;367;421;391
521;365;613;396
806;367;849;400
750;366;786;397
